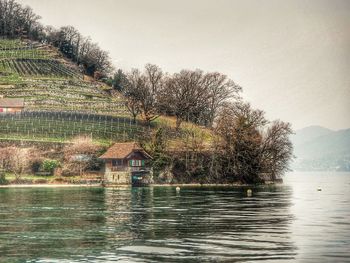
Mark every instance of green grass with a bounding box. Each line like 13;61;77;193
0;111;146;143
0;39;26;49
5;173;55;181
0;72;22;83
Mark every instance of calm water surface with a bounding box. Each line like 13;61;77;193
0;172;349;262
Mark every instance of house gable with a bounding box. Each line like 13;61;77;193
126;151;151;161
100;142;152;160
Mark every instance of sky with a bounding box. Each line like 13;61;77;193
17;0;350;130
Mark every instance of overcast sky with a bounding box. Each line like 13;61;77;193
17;0;350;130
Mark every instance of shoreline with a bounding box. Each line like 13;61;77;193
0;184;102;188
0;181;282;188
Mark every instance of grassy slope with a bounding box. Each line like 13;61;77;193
0;39;132;143
0;39;213;146
0;39;125;112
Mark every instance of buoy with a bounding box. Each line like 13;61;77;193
176;186;180;192
247;189;252;197
317;187;322;191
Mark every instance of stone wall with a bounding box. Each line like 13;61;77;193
105;171;131;185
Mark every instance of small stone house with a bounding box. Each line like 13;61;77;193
0;98;24;113
99;142;153;186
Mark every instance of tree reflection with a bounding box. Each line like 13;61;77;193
0;185;297;262
124;185;297;261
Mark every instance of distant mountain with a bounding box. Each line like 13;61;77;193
291;126;350;171
291;126;333;147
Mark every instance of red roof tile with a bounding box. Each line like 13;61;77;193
0;98;24;108
99;142;152;159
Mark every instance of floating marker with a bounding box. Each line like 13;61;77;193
176;186;180;192
247;189;252;197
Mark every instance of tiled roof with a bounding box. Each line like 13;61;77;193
0;98;24;108
100;142;152;159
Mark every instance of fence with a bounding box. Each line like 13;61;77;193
0;111;151;143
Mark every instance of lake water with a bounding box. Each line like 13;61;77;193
0;172;349;262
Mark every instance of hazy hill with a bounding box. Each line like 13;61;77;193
291;125;333;147
291;126;350;171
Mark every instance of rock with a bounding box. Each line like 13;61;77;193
158;166;174;184
247;189;252;197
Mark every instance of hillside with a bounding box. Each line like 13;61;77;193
291;125;333;147
0;1;294;186
291;126;350;171
0;38;144;143
0;39;126;113
0;38;211;145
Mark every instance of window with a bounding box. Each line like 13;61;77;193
112;159;122;166
131;160;142;167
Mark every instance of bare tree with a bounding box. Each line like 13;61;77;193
160;70;206;129
59;26;81;59
0;147;15;171
159;70;241;129
202;72;241;127
260;121;294;179
139;64;163;123
122;64;163;124
63;136;101;176
215;102;268;183
51;27;113;76
214;102;293;183
121;69;142;123
0;147;30;180
0;0;41;38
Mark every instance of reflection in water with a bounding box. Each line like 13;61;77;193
124;186;297;262
0;185;297;262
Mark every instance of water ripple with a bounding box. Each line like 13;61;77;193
0;172;349;262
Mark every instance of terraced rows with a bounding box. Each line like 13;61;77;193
0;59;81;78
0;39;26;49
0;79;128;114
0;111;149;143
0;39;139;142
0;39;79;79
0;59;80;78
0;48;51;60
0;39;127;115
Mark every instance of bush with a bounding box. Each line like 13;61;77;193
41;159;60;174
33;179;48;184
0;170;8;185
30;159;43;174
64;136;102;176
61;166;74;177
